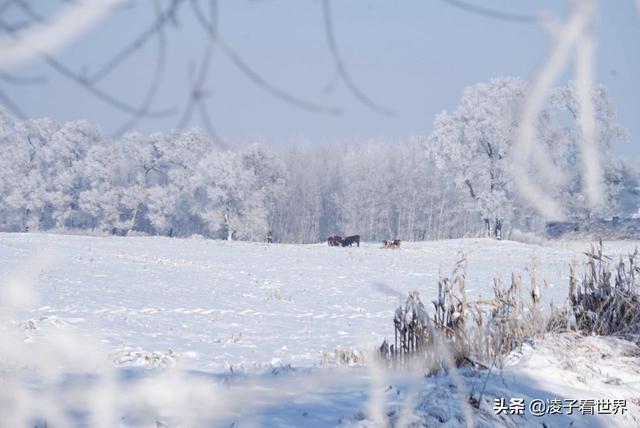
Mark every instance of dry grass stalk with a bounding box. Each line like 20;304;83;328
380;255;543;372
570;241;640;336
381;243;640;374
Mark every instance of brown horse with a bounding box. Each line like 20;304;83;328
327;235;343;246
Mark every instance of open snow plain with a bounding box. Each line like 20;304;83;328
2;233;640;427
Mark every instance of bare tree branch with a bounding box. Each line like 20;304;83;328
190;0;341;116
112;0;168;138
88;0;185;84
13;0;45;24
197;100;224;144
177;0;224;145
177;29;214;130
0;1;15;17
0;69;45;85
322;0;394;116
0;18;175;118
439;0;540;24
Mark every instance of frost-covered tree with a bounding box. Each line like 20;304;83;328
269;143;327;243
427;77;529;236
0;90;630;243
338;142;390;238
548;82;629;221
240;143;287;240
426;77;628;236
44;120;104;230
0;112;60;231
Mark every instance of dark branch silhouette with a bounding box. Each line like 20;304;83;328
178;0;223;144
0;0;542;137
0;0;345;134
439;0;539;24
112;0;168;138
322;0;394;116
0;12;175;119
88;0;185;84
190;0;341;116
0;69;45;85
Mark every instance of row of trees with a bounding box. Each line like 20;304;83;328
0;116;286;241
0;77;632;242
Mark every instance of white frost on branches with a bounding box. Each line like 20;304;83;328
426;76;628;232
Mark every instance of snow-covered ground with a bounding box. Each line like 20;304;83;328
1;233;639;426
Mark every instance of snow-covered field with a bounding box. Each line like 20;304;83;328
1;233;639;427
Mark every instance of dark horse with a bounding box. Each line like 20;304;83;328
341;235;360;247
327;235;343;246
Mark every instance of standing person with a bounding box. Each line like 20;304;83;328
267;231;273;244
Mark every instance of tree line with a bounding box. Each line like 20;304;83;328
0;77;633;243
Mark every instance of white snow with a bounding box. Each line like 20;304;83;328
1;233;639;426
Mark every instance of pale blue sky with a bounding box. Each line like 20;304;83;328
4;0;640;158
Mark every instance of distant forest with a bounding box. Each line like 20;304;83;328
0;78;636;243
